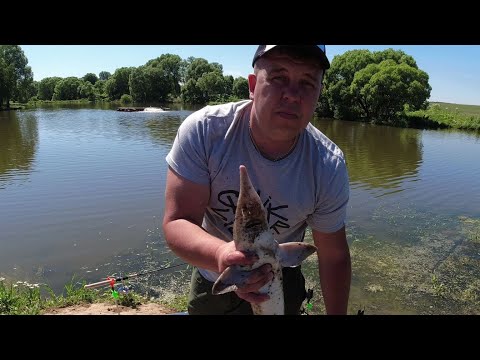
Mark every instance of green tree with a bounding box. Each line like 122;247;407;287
181;58;225;103
130;65;171;103
104;67;135;100
223;75;234;98
146;66;170;102
323;49;375;120
323;48;431;125
52;77;82;100
351;60;431;123
233;76;249;99
185;58;222;82
0;45;34;107
93;79;108;100
179;58;190;85
145;54;183;97
181;78;203;104
98;71;111;81
82;73;98;85
0;56;6;106
196;72;229;103
129;67;149;103
38;77;62;100
20;79;37;103
78;81;96;101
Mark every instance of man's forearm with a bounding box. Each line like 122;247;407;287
163;219;226;273
318;253;351;315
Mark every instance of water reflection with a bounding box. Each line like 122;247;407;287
115;110;189;147
312;118;422;195
0;111;38;188
145;115;184;146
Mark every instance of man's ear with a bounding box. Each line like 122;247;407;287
248;74;256;100
319;70;325;94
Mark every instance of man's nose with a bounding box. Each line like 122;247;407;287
282;83;301;102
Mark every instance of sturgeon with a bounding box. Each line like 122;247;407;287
212;165;317;315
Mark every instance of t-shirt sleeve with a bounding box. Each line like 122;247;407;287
307;157;350;233
165;112;211;185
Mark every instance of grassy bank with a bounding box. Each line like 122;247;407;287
0;276;188;315
406;102;480;131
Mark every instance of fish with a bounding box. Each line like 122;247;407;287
211;165;318;315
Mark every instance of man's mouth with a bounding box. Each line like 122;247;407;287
276;110;299;119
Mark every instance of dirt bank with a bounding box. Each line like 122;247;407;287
43;302;180;315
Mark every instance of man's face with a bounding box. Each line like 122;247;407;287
248;53;324;141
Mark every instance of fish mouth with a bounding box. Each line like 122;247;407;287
245;220;263;229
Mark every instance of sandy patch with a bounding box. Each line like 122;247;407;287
43;302;179;315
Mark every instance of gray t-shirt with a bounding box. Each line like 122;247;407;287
166;100;349;282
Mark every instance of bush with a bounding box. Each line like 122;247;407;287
120;94;133;105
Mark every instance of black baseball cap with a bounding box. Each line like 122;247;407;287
252;45;330;69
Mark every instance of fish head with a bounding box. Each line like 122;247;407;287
233;165;269;250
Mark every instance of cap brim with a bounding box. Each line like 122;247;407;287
252;45;330;69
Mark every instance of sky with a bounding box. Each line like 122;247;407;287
20;45;480;106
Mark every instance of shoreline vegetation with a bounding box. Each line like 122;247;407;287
2;99;479;132
1;45;479;131
405;102;480;131
0;276;188;315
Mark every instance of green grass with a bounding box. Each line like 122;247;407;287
431;102;480;117
0;275;183;315
0;276;92;315
406;102;480;131
157;293;189;312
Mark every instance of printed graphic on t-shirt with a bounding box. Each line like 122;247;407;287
211;188;290;235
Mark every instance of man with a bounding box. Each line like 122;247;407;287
163;45;351;315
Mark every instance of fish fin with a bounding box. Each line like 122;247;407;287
278;242;317;268
212;282;238;295
211;266;250;295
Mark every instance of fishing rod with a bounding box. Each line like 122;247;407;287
84;263;187;289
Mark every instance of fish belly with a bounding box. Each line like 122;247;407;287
251;265;284;315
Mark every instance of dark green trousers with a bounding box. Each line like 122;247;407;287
187;266;307;315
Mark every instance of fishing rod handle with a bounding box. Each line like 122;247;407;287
84;279;115;289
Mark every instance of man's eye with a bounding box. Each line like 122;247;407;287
301;80;315;88
272;76;286;83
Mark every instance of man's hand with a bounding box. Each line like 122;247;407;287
215;241;273;304
234;264;273;303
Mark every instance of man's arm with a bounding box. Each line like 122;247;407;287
162;167;227;272
162;167;271;302
312;226;351;315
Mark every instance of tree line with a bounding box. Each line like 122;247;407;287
1;45;433;126
0;46;250;108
